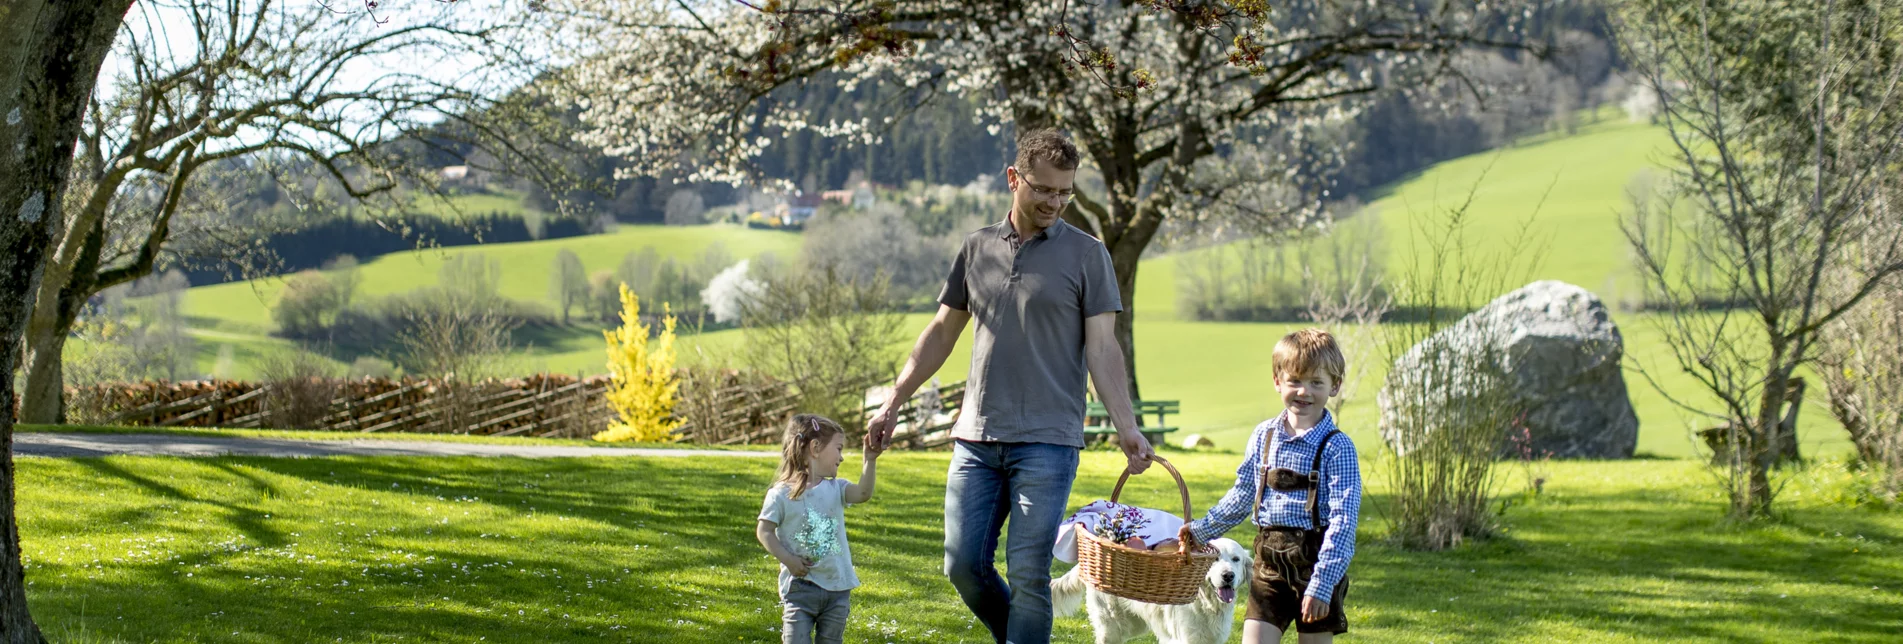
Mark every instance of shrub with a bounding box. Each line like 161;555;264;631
392;290;519;381
664;190;705;226
1177;204;1388;322
586;270;620;323
740;265;902;430
1376;195;1539;550
1819;277;1903;501
549;248;589;325
257;350;341;430
273;271;344;336
348;357;399;379
800;204;953;304
595;285;682;442
673;365;786;444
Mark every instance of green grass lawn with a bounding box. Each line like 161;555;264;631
180;223;800;335
11;424;781;451
409;187;548;219
20;450;1900;643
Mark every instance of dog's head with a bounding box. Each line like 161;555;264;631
1203;538;1251;604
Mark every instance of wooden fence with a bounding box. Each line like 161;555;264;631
68;375;612;439
62;372;968;447
877;380;967;450
669;372;894;445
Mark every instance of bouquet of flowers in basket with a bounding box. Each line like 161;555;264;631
1090;504;1152;547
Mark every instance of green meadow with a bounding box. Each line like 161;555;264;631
179;223;801;334
20;448;1900;643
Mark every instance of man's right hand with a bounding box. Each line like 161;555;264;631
864;405;900;451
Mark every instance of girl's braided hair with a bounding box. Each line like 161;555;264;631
773;414;845;500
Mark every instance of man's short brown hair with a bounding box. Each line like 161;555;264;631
1015;128;1081;173
1272;328;1346;384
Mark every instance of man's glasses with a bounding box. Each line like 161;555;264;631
1018;172;1075;204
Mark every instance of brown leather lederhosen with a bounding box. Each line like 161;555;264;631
1245;424;1350;633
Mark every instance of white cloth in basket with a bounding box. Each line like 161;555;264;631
1053;500;1187;564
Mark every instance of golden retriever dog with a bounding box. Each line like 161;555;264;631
1051;538;1251;644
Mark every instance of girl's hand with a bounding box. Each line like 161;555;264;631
862;431;886;459
864;407;899;451
779;554;813;578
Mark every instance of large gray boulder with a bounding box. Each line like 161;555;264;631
1377;280;1639;459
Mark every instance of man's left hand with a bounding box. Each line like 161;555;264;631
1117;428;1153;474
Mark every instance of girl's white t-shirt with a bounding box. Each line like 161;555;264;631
759;478;860;594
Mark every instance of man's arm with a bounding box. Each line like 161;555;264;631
868;304;972;448
1084;311;1153;474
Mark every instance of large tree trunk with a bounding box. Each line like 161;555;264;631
19;279;85;425
0;2;135;640
1097;197;1165;408
1107;233;1144;404
21;126;119;425
17;332;64;426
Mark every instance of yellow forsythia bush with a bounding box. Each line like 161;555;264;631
594;284;681;442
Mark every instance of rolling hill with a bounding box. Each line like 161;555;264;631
146;116;1852;458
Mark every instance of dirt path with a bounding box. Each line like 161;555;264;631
12;432;778;459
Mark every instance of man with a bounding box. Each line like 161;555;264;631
866;129;1154;644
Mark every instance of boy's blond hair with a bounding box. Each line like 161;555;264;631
1272;328;1346;384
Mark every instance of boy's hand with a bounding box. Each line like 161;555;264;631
1301;596;1329;623
779;555;813;578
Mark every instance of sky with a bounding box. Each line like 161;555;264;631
94;0;552;154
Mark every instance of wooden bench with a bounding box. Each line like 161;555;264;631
1084;400;1180;445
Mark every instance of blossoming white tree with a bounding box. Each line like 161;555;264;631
548;0;1542;398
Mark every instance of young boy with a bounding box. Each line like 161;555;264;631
1186;328;1361;642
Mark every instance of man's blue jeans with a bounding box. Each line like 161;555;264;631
943;439;1080;644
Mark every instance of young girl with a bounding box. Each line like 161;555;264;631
756;414;882;644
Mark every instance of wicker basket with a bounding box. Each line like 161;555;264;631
1072;456;1217;605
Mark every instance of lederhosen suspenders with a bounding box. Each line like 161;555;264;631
1251;423;1339;533
1252;421;1339;589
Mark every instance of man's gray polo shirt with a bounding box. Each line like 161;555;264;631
938;218;1124;448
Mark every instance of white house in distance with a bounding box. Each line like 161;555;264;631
821;180;876;210
439;165;484;189
774;192;825;225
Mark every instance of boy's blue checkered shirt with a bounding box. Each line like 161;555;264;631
1187;409;1361;601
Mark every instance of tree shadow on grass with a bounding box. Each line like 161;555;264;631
65;457;290;549
1347;486;1903;641
23;454;1903;643
35;454;990;643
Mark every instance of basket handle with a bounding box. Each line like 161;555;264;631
1107;456;1203;564
1109;455;1192;521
